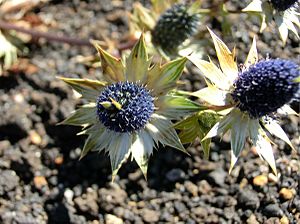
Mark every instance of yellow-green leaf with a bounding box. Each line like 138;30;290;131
130;3;156;31
91;40;125;83
58;77;106;101
176;115;200;143
126;33;151;82
157;94;204;118
207;27;238;84
176;111;219;158
203;109;238;141
188;55;232;90
147;57;187;95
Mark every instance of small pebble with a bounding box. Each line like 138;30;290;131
280;216;289;224
105;214;123;224
279;188;295;200
184;181;198;196
54;156;64;165
208;168;227;187
64;188;74;204
237;189;260;210
263;204;283;217
166;168;185;182
140;208;160;223
253;175;268;187
33;176;48;189
29;130;42;145
246;214;259;224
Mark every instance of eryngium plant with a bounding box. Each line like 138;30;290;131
188;28;299;174
58;34;200;180
151;3;200;54
243;0;300;44
128;0;202;58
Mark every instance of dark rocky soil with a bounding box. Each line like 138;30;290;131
0;0;299;224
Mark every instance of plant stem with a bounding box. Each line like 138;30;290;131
0;20;92;46
0;20;138;52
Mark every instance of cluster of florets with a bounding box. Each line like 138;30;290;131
231;59;300;118
270;0;299;11
151;3;199;54
97;81;154;132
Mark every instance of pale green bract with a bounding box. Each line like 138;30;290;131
58;34;200;180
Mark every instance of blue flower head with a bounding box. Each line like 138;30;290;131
231;59;300;118
97;81;154;133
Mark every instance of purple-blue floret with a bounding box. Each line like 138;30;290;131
270;0;298;11
231;59;300;118
97;81;154;133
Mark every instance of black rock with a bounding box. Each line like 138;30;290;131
174;201;187;213
237;189;260;210
0;170;20;195
262;204;284;217
166;168;186;182
47;203;71;223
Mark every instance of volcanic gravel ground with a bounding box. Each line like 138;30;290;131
0;0;299;223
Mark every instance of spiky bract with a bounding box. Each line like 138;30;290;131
151;4;199;54
231;59;300;118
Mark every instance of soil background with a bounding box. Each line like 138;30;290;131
0;0;299;223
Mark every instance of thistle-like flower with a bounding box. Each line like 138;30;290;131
58;35;200;180
188;28;300;174
129;0;202;57
243;0;300;44
151;3;200;54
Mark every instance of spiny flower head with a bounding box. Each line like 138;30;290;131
151;3;200;54
97;81;154;133
188;28;299;175
231;59;300;118
58;34;200;180
270;0;299;11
